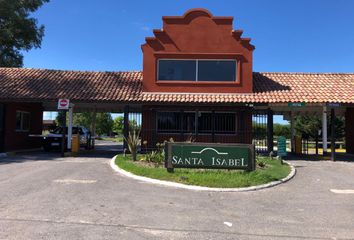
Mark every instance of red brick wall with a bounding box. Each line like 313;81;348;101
141;9;254;94
141;105;252;150
3;102;43;151
345;107;354;154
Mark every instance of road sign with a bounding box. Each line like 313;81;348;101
327;103;341;108
277;136;287;157
57;99;70;110
288;102;305;107
165;142;255;171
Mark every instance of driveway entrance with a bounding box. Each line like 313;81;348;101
1;152;354;239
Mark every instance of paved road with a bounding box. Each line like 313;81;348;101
0;151;354;240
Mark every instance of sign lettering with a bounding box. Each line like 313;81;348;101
165;142;255;171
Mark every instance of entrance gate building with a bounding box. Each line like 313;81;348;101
0;9;353;157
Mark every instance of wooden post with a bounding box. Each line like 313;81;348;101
267;109;274;154
331;108;336;161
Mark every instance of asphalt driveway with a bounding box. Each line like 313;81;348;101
0;151;354;240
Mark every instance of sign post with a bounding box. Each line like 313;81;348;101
165;142;255;172
57;99;70;157
277;136;287;164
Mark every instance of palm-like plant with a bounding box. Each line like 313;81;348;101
124;130;141;161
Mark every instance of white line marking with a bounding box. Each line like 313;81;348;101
330;189;354;194
53;179;97;184
224;222;233;227
191;147;228;155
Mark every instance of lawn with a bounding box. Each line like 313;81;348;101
115;155;291;188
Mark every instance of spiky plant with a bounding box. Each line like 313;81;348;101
124;130;141;161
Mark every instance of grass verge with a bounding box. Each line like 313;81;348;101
115;155;291;188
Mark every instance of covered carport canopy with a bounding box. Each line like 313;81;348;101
0;68;353;156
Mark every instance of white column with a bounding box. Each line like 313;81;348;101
67;104;74;150
322;106;327;155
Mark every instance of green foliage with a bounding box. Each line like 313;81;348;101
96;113;113;135
129;119;141;132
55;111;66;126
73;112;94;130
273;123;290;138
124;130;141;161
112;116;124;134
116;155;291;188
294;115;345;140
294;115;321;139
256;156;267;168
0;0;49;67
143;150;164;166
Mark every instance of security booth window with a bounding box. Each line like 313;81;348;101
157;111;237;134
157;112;181;133
16;111;30;132
158;60;196;81
198;60;236;81
198;112;237;134
157;59;237;82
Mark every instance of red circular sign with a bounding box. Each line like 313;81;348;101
59;99;68;107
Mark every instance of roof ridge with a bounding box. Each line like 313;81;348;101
255;71;354;75
0;67;142;74
1;68;352;75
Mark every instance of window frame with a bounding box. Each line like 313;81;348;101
156;110;237;135
15;111;30;132
157;59;238;83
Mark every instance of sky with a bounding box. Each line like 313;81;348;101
30;0;354;124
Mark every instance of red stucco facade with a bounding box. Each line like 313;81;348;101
141;9;254;94
140;9;255;148
1;103;43;152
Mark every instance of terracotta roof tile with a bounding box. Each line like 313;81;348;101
0;68;353;104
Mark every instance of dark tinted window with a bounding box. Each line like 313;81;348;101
198;60;236;81
214;113;236;133
198;112;236;134
182;112;195;133
15;111;30;131
158;60;196;81
157;112;181;132
198;113;213;133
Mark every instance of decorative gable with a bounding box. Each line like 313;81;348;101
141;8;255;93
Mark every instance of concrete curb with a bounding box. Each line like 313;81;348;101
110;156;296;192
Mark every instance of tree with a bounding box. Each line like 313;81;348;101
0;0;49;67
95;113;113;136
73;112;94;130
112;116;124;134
55;111;66;126
273;123;291;138
294;115;321;139
294;115;345;140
